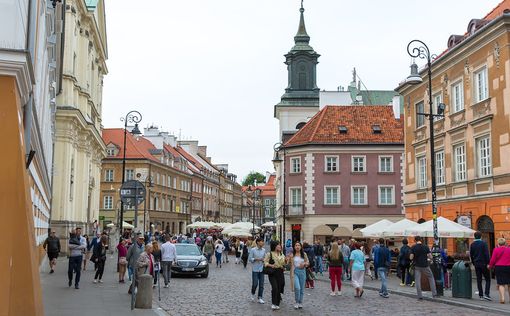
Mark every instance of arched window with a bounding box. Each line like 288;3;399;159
296;122;306;130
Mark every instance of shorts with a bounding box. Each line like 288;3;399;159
48;252;59;261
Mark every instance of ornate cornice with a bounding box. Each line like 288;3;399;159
0;49;34;104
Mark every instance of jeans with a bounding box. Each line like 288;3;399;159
223;251;229;263
215;252;222;266
342;257;350;279
378;267;388;295
161;261;172;286
315;256;323;273
268;269;284;306
475;265;491;297
68;255;82;286
414;266;437;299
251;271;265;298
294;268;306;304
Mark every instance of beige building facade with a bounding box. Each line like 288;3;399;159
51;0;108;238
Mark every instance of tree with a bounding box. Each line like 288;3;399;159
242;171;266;186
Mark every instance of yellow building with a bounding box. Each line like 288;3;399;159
396;1;510;253
51;0;108;239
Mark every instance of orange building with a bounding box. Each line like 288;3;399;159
396;0;510;254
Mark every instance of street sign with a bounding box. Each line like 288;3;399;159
120;180;146;206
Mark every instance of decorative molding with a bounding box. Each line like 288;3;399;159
472;98;491;119
494;42;500;68
433;119;445;134
0;49;33;104
450;110;466;128
464;59;470;84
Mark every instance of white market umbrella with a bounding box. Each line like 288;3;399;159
230;221;261;230
404;216;476;238
187;221;217;229
222;226;251;235
228;231;253;238
261;221;276;227
106;223;115;228
360;219;394;237
381;218;417;237
122;221;134;229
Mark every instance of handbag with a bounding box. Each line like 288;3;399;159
263;252;275;275
119;256;128;265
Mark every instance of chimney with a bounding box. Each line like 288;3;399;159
198;146;207;157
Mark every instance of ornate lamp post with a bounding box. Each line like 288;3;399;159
406;39;446;295
119;111;142;234
272;142;286;242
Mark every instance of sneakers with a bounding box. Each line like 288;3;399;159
74;285;79;289
164;284;169;288
251;295;256;302
294;304;300;309
330;291;336;296
99;280;103;283
482;295;492;301
410;281;415;287
298;304;303;309
258;298;265;304
399;283;406;286
50;269;54;274
93;279;98;284
337;291;342;296
271;305;279;310
379;293;389;298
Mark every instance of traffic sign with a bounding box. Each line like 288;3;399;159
120;180;146;206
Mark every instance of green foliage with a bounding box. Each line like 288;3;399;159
242;171;266;186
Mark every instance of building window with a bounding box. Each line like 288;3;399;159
433;93;443;121
453;144;466;182
126;169;134;181
103;196;113;209
415;101;425;128
452;81;464;112
436;151;445;185
351;186;367;205
379;156;393;173
324;186;340;205
290;157;301;173
417;156;427;189
474;67;488;102
352;156;366;172
105;169;114;182
290;187;302;206
325;156;339;172
106;148;115;156
378;186;395;205
476;136;491;177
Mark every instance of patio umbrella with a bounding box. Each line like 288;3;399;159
106;223;115;228
261;221;275;227
381;218;417;237
122;221;134;229
403;216;476;238
360;219;394;237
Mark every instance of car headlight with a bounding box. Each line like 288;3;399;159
199;260;208;266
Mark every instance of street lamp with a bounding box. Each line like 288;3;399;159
272;142;285;242
119;110;142;234
406;39;446;295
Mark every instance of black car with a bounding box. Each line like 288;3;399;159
170;243;209;278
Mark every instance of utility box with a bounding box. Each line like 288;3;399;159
452;261;472;299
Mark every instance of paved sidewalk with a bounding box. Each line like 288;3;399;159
314;269;510;315
41;255;167;316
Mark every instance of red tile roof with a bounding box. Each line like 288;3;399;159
285;105;403;147
102;128;159;162
175;146;204;170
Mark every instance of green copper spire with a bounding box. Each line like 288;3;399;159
294;2;310;44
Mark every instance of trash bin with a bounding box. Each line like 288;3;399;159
452;261;472;299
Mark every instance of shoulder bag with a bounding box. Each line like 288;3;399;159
263;252;275;275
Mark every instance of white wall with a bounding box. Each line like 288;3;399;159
0;0;29;50
319;91;353;109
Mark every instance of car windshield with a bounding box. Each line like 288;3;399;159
175;244;201;256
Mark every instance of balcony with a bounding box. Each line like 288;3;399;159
279;204;304;218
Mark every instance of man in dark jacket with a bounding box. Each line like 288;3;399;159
470;231;491;300
398;238;412;286
374;238;391;298
313;240;324;275
43;230;61;273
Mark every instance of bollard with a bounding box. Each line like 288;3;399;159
135;274;153;309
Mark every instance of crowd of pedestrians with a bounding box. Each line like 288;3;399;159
42;225;510;311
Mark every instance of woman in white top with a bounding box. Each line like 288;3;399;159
214;239;225;268
289;242;309;309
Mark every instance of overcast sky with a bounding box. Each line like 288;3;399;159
102;0;501;182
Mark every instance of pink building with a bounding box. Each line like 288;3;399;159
276;105;405;243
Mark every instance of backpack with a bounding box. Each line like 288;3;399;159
400;245;411;264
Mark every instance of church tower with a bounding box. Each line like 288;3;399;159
274;3;320;140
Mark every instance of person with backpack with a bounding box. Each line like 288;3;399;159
374;238;391;298
313;240;324;276
398;238;412;286
222;237;230;264
241;241;249;268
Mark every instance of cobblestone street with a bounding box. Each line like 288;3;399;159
156;257;499;316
